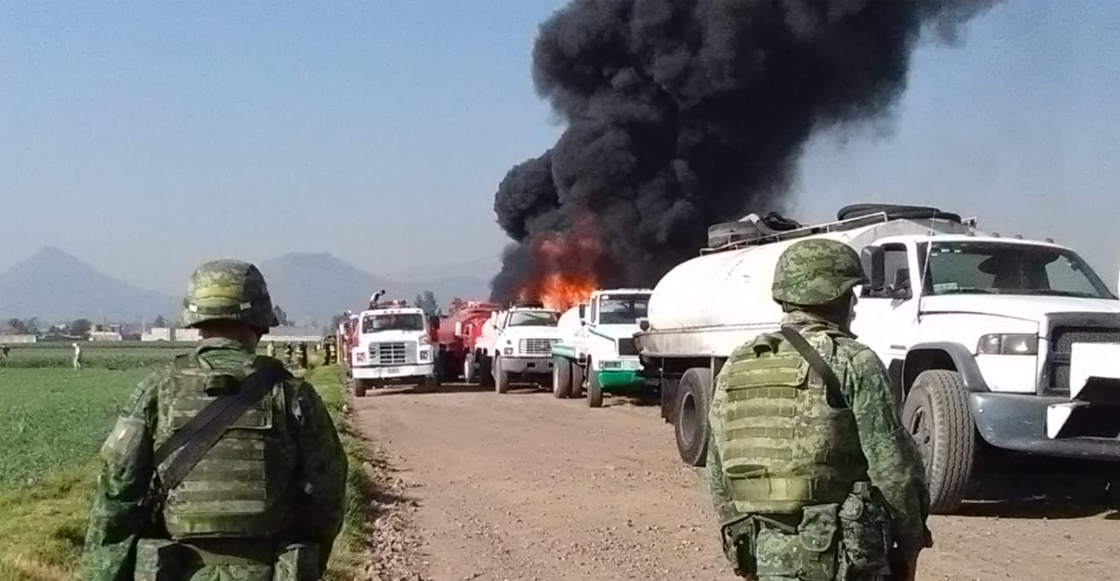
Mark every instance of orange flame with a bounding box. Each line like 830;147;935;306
517;218;601;311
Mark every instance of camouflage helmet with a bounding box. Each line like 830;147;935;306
772;239;868;306
181;259;279;330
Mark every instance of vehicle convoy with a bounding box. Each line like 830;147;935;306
434;300;501;383
551;289;653;407
633;203;1120;513
349;299;442;397
473;301;563;393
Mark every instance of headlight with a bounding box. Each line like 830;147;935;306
355;352;367;363
420;350;430;361
977;333;1038;355
503;347;514;356
602;360;622;369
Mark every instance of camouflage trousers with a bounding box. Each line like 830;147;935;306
134;539;320;581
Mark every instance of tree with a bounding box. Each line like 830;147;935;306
273;305;291;327
4;318;31;335
69;318;92;338
153;315;167;328
415;291;439;316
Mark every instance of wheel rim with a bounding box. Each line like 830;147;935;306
679;392;697;448
908;405;933;467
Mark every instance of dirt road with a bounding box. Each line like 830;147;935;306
352;385;1120;581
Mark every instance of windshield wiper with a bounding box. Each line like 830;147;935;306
936;287;998;295
1019;289;1097;298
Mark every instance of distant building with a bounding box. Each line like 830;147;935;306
89;323;123;342
141;327;201;342
262;326;323;343
0;334;37;344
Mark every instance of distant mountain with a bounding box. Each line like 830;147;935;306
258;252;491;326
0;246;175;321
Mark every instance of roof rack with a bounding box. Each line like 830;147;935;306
701;212;891;254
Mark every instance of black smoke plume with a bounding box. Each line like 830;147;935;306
491;0;1002;303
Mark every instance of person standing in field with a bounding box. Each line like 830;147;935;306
72;342;83;370
81;259;348;581
706;239;932;581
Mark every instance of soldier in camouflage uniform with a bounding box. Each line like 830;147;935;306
706;239;931;581
81;259;348;581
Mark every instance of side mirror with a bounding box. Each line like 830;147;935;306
861;246;885;290
428;315;441;330
578;303;587;323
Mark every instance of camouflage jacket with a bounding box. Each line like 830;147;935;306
80;338;348;581
706;311;931;554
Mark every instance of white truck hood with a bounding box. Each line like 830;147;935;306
920;295;1120;323
502;326;565;340
359;330;426;342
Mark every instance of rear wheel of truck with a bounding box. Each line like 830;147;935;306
587;360;603;408
676;367;712;467
903;370;976;514
494;357;509;394
570;361;586;398
352;378;367;398
553;356;572;399
464;353;477;384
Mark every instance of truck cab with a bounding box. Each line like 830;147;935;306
349;300;440;396
477;302;563;394
551;289;652;407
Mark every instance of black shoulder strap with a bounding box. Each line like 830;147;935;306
153;356;288;492
779;326;847;408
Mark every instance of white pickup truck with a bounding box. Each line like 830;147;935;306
349;300;440;396
551;289;653;407
634;204;1120;513
474;302;564;393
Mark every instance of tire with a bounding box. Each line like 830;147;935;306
494;357;509;394
352;378;367;398
464;353;477;384
570;360;586;398
675;367;712;467
836;203;962;224
553;356;572;399
419;374;439;393
480;353;494;387
902;370;977;514
588;361;603;408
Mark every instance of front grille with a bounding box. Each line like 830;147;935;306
1047;327;1120;393
520;338;555;356
369;341;416;366
617;337;638;356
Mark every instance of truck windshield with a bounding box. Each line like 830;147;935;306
924;241;1114;299
599;296;650;324
362;313;425;332
508;311;558;327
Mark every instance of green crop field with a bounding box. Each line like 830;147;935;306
0;357;368;581
0;342;191;370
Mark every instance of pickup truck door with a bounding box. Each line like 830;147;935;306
853;241;921;397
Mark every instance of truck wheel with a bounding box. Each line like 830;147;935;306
418;374;439;393
676;367;712;467
480;354;494;387
351;378;367;398
588;363;603;408
903;370;976;514
553;357;572;399
570;361;586;398
464;353;477;384
494;357;509;394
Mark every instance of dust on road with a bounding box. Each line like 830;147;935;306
351;385;1120;581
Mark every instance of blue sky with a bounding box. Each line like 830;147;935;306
2;0;1118;294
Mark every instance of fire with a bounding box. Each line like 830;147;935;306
522;272;598;311
517;218;601;311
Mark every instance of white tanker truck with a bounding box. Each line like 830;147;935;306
634;204;1120;513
